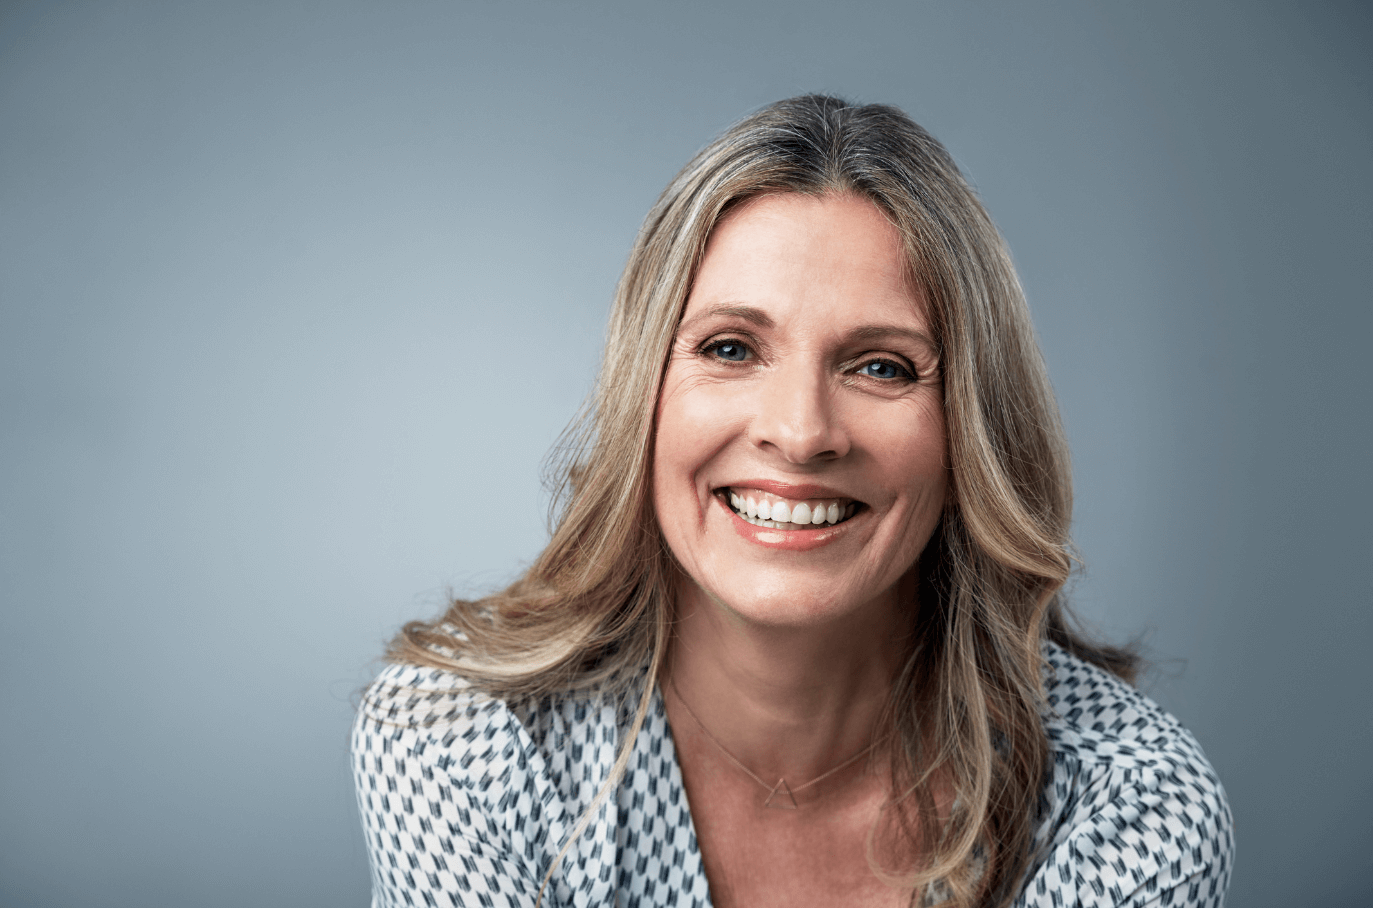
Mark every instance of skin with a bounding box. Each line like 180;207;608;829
653;192;949;907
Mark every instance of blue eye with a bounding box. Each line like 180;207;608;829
858;359;913;380
709;341;749;362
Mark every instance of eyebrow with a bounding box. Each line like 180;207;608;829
847;323;939;352
679;304;775;331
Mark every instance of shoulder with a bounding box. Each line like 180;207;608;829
352;660;631;821
1040;642;1209;768
350;661;650;906
1016;644;1234;908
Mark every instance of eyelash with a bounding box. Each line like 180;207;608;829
698;338;919;382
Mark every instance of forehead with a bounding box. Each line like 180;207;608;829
685;192;927;329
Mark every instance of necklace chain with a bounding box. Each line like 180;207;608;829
666;675;881;809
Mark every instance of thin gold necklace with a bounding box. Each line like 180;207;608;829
666;675;881;809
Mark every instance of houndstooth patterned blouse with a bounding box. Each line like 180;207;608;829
352;643;1232;907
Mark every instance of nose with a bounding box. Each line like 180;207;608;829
747;362;850;463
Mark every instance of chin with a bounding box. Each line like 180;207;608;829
699;579;896;632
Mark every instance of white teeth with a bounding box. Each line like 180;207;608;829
725;489;857;529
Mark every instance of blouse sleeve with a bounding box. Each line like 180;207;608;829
351;667;546;908
1019;745;1234;908
1024;645;1234;908
1131;869;1229;908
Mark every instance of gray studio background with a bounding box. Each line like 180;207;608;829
2;2;1369;906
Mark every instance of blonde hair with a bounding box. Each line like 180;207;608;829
389;95;1136;907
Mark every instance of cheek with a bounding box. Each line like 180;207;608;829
879;402;949;518
654;373;738;478
652;371;715;517
874;397;947;462
652;377;690;488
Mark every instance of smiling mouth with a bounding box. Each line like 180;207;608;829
720;487;862;529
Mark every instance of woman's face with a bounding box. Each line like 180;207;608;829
653;193;948;630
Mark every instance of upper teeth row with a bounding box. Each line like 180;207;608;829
728;491;847;526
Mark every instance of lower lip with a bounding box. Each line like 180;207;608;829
719;495;855;552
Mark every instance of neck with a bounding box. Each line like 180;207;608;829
664;576;910;786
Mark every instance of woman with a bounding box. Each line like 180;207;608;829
353;96;1232;907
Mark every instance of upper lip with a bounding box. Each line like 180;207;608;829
715;479;860;501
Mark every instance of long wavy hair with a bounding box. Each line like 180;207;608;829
388;95;1136;907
